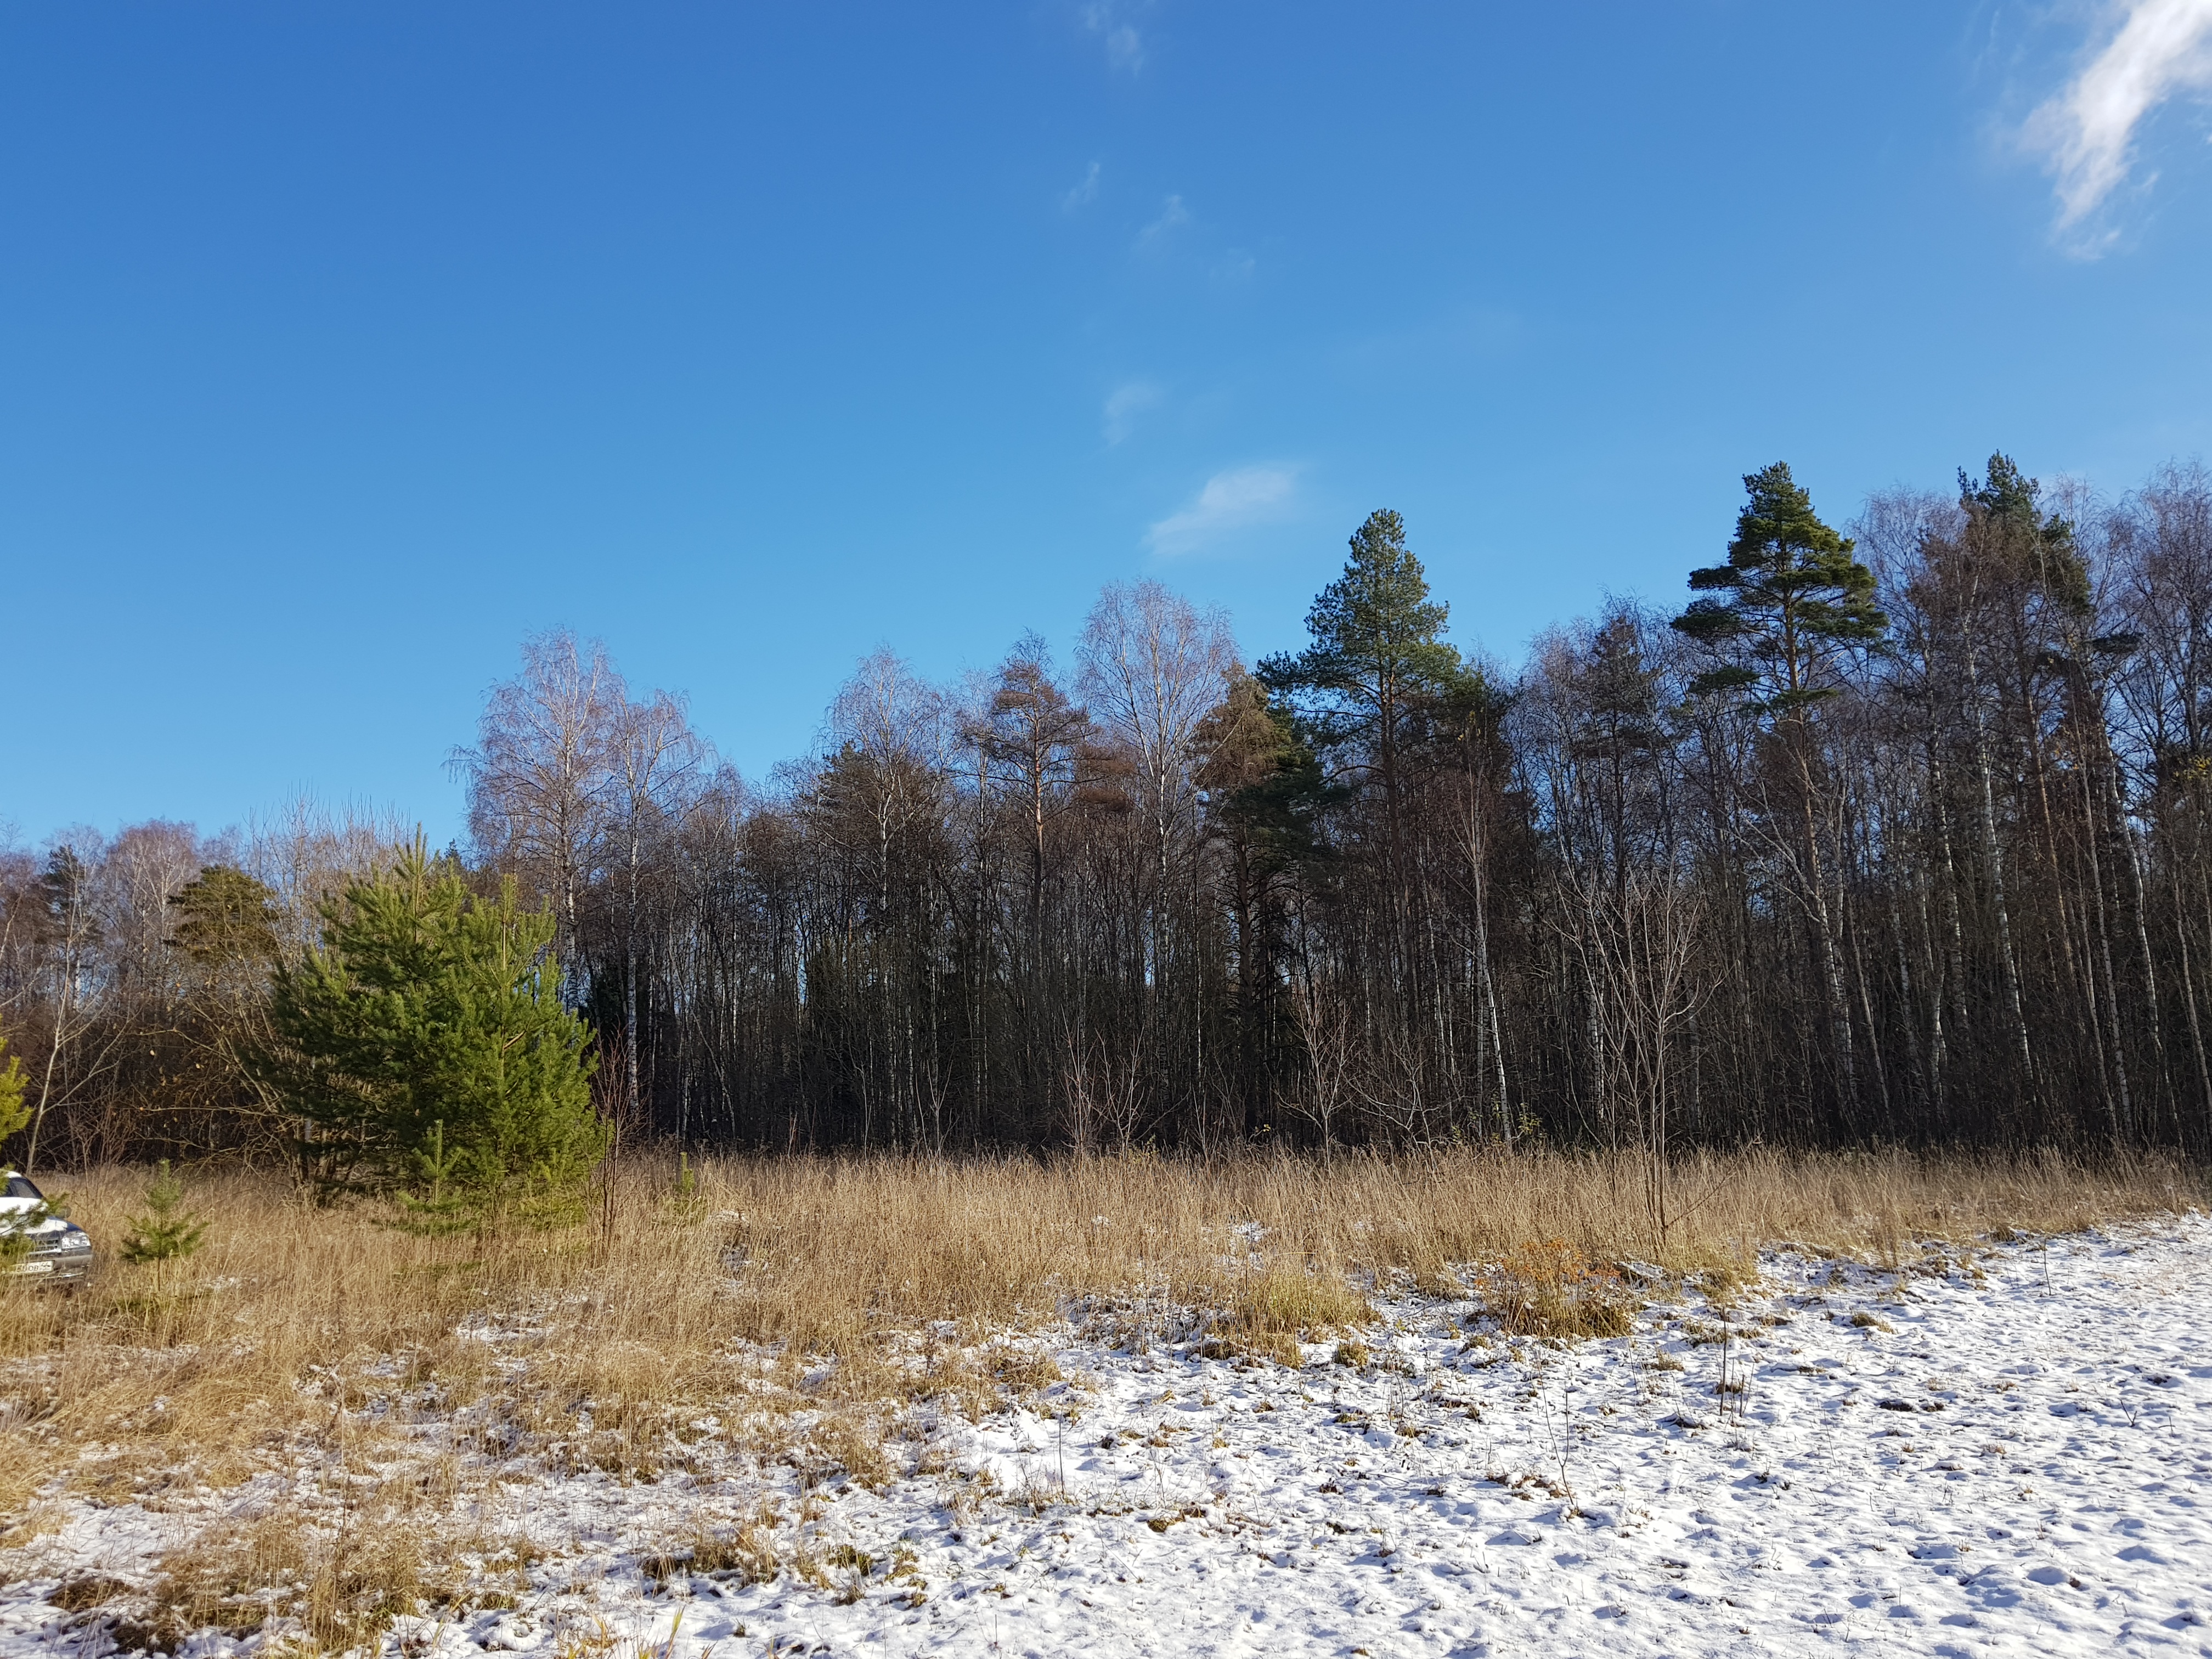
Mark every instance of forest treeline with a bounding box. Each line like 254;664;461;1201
8;454;2212;1170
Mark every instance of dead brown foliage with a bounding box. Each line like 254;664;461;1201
1476;1238;1637;1339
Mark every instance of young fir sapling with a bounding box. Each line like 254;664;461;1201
664;1149;708;1226
121;1160;208;1266
397;1120;475;1237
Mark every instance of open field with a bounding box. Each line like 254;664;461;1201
0;1149;2204;1657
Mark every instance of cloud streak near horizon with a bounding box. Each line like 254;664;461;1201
1144;465;1299;556
2030;0;2212;245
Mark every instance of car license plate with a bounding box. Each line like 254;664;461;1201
11;1259;53;1274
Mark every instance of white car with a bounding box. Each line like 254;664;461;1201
3;1173;93;1285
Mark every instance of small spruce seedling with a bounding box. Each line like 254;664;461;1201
397;1120;477;1236
121;1160;207;1266
665;1149;708;1226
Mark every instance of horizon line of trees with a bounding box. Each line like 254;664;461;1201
8;452;2212;1170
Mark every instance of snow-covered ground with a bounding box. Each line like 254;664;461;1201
10;1218;2211;1658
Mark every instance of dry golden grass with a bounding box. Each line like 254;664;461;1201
0;1144;2197;1638
1475;1238;1637;1339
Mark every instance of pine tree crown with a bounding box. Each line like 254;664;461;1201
1259;510;1476;778
1673;461;1887;709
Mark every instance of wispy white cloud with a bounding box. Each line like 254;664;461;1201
1063;161;1101;213
1127;196;1257;281
1080;2;1144;72
2028;0;2212;247
1137;194;1190;249
1102;380;1163;444
1145;465;1299;556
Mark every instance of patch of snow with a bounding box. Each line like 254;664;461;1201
8;1218;2212;1656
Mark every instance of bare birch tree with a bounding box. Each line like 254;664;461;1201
452;629;624;980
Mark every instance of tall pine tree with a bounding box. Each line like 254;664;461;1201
1673;462;1886;1127
1261;511;1474;1126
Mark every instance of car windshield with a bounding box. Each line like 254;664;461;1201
3;1175;42;1201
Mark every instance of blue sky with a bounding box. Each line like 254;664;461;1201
7;2;2211;848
